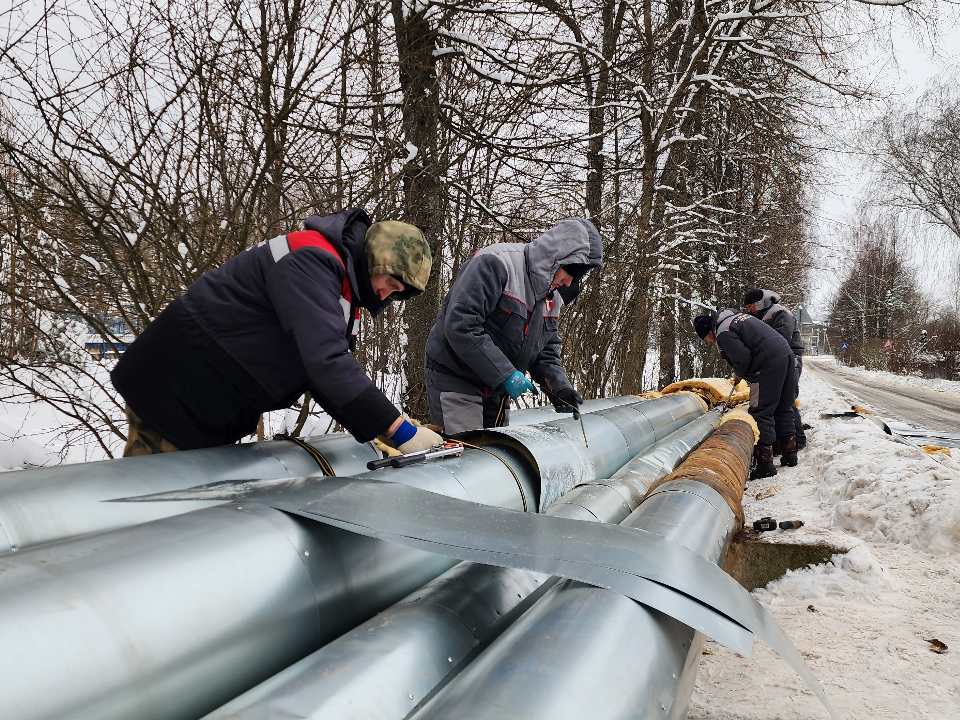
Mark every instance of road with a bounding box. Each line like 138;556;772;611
805;358;960;432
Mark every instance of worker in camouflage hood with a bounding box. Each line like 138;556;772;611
424;218;603;433
743;288;806;452
693;309;797;479
112;209;443;456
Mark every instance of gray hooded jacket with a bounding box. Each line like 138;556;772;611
754;289;804;356
425;219;603;393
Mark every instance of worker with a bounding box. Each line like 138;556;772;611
693;309;797;478
424;218;603;434
743;288;806;451
111;209;443;457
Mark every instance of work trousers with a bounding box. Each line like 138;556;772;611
794;356;806;445
748;354;797;446
425;366;510;435
123;406;180;457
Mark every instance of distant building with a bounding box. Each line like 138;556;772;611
795;306;828;355
84;316;136;360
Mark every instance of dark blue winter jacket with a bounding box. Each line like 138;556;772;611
712;308;794;382
111;209;400;449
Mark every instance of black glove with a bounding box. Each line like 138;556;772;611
551;387;584;420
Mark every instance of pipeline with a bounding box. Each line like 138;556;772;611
0;432;377;553
412;419;769;720
0;394;704;720
201;410;722;720
0;397;636;555
508;396;645;426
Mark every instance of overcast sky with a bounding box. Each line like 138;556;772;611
808;15;960;319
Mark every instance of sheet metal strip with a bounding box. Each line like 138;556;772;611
124;475;832;717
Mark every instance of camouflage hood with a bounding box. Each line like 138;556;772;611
364;221;432;299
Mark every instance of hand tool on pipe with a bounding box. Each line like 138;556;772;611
539;384;588;449
367;442;465;470
717;375;740;416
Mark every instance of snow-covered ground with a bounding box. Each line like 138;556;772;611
828;357;960;397
690;368;960;719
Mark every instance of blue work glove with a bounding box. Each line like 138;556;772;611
502;370;537;400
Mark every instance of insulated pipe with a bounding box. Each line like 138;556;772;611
413;420;755;720
464;392;706;509
201;411;721;720
0;395;704;720
0;432;378;554
0;396;650;554
508;396;645;426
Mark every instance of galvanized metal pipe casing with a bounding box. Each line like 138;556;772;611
508;396;643;426
203;563;554;720
413;482;743;719
0;502;455;720
0;433;378;554
201;409;717;720
0;396;681;553
0;436;543;720
467;393;706;509
0;397;707;720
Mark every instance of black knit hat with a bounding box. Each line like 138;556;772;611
561;263;592;279
693;314;714;340
743;288;764;305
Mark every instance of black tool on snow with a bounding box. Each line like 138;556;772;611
753;516;778;532
779;520;805;530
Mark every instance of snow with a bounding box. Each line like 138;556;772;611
836;362;960;398
0;420;56;470
690;369;960;719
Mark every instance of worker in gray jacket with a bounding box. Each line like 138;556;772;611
424;219;603;434
743;289;806;450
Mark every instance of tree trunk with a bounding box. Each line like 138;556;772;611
392;1;443;420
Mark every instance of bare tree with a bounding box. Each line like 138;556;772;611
875;76;960;243
827;211;928;370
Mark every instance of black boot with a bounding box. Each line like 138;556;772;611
751;445;777;480
771;439;782;457
780;435;798;467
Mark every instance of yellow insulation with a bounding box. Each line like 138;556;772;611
922;445;952;458
633;391;663;401
660;377;749;407
720;409;759;444
646;419;755;527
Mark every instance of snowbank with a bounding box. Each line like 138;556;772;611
690;366;960;720
808;414;960;554
0;421;55;470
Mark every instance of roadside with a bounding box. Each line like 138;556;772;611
805;358;960;432
689;368;960;719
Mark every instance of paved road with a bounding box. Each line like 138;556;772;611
805;358;960;432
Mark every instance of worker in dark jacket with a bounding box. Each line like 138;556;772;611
112;208;442;456
693;309;797;478
424;219;603;434
743;288;806;450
